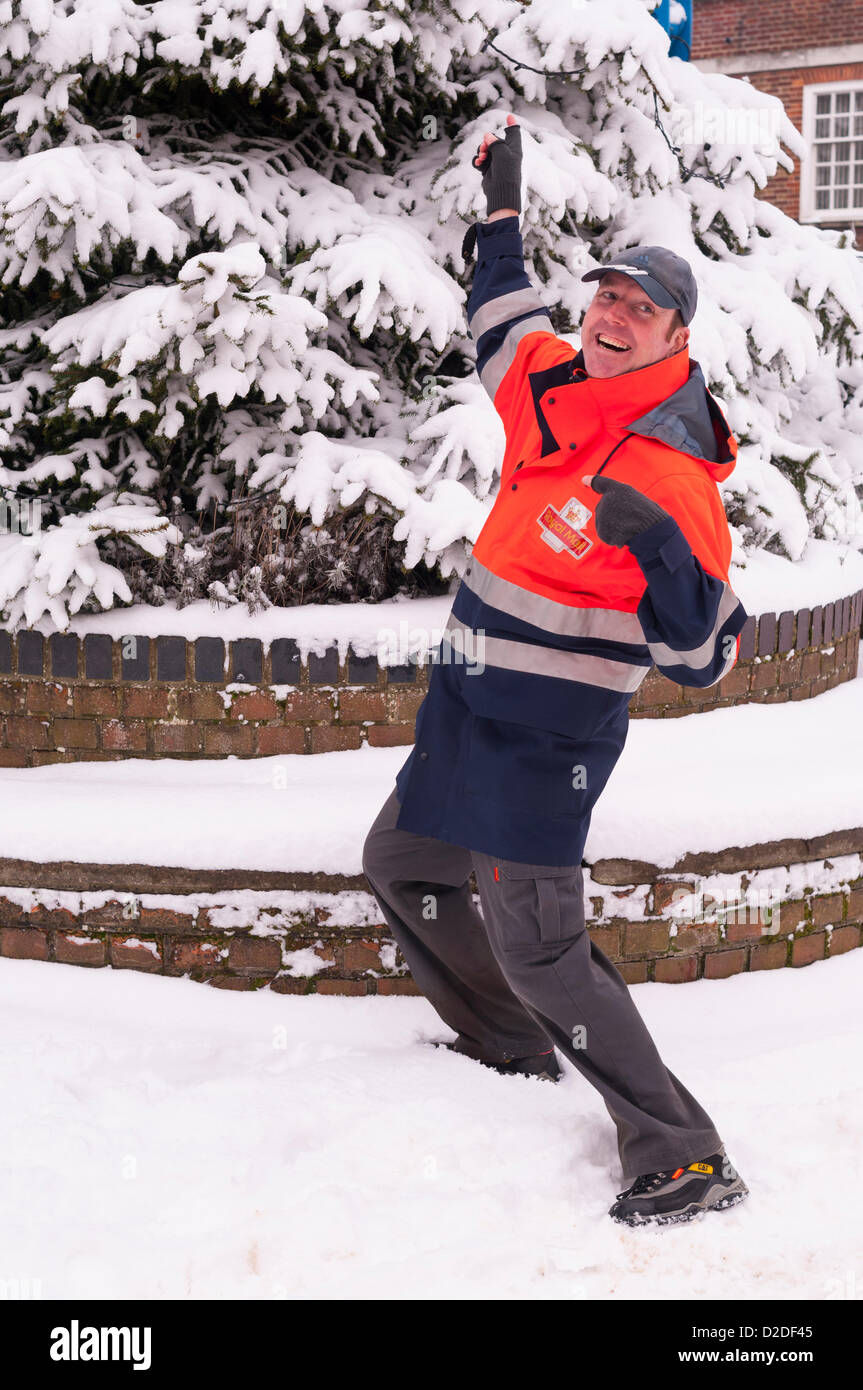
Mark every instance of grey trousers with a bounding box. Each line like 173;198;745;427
362;786;723;1185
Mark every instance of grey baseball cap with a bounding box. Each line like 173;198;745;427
581;245;697;325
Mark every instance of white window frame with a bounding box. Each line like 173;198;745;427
800;79;863;224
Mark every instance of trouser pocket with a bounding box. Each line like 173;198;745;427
493;859;585;951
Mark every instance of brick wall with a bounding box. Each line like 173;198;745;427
0;592;860;765
692;1;863;58
0;831;859;988
691;2;863;249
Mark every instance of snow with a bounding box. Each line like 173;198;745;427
1;643;861;874
0;946;859;1298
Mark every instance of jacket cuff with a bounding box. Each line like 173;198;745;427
475;217;523;263
626;514;692;575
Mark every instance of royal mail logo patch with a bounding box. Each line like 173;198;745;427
537;496;594;560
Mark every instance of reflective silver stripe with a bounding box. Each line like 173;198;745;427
647;585;743;671
478;315;554;401
443;615;647;693
464;555;647;646
469;287;549;342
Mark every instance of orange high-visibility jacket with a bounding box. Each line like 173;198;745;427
394;215;750;865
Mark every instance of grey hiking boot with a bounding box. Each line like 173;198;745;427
608;1145;749;1226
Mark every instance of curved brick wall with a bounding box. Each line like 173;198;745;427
0;589;861;765
0;827;860;988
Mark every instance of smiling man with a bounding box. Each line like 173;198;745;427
362;116;752;1228
581;265;689;377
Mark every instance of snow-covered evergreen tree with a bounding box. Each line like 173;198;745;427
0;0;862;629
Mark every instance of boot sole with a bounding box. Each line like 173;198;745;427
426;1040;561;1082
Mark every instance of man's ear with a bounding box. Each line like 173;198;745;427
672;324;690;354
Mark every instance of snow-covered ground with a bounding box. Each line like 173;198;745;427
1;643;860;875
1;945;860;1299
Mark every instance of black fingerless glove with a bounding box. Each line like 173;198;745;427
472;122;522;216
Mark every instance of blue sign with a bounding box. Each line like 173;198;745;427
652;0;692;61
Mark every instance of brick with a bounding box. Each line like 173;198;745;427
81;899;137;928
390;689;425;721
654;955;698;983
227;936;281;972
337;690;387;721
800;651;821;679
20;901;78;929
121;687;173;718
672;922;721;952
750;940;789;971
6;715;50;748
138;907;198;932
151;722;202;754
55;934;106;966
0;748;29;766
365;724;414;747
309;725;361;753
624;921;670;956
120;635;150;681
791;932;826;967
279;690;333;721
229;690;281;721
810;892;845;929
752;659;778;690
168;940;224;973
109;937;163;971
203;724;254;755
827;925;860;957
52;718;98;749
847;887;863;924
715;665;749;697
230;638;263;685
617;961;648;984
375;977;422;994
316;979;368;995
653;879;697;914
587;925;620;959
208;975;257;990
0;680;25;713
174;689;226;720
343;940;383;972
24;683;73;715
256;725;305;754
73;686;121;717
1;927;49;960
101;719;148;751
703;949;746;979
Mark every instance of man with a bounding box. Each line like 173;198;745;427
362;116;751;1226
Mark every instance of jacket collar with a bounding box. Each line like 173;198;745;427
569;345;691;429
568;346;736;475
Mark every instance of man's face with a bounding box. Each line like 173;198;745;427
580;271;690;378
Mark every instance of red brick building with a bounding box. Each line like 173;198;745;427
691;0;863;249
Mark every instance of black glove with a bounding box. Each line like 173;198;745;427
583;474;672;548
472;121;522;216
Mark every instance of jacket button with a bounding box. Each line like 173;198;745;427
548;396;555;404
569;442;576;450
511;483;518;490
466;566;471;575
419;751;428;760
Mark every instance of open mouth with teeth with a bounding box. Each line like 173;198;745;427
595;332;632;354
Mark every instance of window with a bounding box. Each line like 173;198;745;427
800;81;863;222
